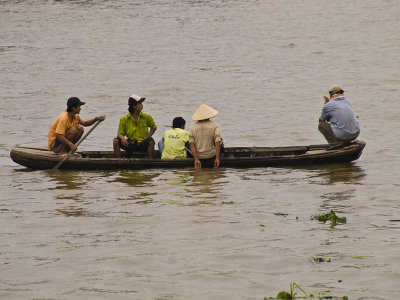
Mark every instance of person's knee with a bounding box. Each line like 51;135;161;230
113;138;120;147
77;125;84;134
68;125;83;136
318;122;327;133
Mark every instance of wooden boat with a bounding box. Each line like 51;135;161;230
10;140;366;170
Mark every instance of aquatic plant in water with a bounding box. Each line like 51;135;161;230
310;256;331;263
221;201;236;204
264;282;348;299
312;210;346;228
277;282;308;299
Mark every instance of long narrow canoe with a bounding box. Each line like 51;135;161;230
9;140;366;170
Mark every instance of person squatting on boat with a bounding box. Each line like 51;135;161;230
113;94;157;158
48;97;106;156
158;117;192;159
318;85;360;150
189;104;223;169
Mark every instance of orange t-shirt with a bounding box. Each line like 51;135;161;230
48;112;82;150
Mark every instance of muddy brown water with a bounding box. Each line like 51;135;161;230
0;1;399;299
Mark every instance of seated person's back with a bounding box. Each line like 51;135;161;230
161;117;189;159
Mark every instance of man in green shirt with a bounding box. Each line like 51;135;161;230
113;94;157;158
160;117;190;159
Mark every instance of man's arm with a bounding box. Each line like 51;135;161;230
190;142;201;168
143;128;156;140
319;97;330;123
80;115;106;126
214;141;221;168
117;133;129;147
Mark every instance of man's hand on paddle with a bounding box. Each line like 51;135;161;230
95;115;106;122
69;143;78;153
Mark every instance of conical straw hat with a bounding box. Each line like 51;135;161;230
191;104;219;121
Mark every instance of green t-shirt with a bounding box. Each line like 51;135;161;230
161;128;189;159
117;112;157;144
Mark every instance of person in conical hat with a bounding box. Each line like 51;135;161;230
191;104;219;121
189;104;223;168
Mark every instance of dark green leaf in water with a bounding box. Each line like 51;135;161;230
221;201;236;204
276;291;293;299
274;212;288;216
314;210;346;228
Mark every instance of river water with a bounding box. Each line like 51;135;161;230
0;1;399;299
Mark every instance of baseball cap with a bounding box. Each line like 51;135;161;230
67;97;85;107
329;85;346;95
128;94;146;106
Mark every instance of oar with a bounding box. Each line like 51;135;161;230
52;120;101;170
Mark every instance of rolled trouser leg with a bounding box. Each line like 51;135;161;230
318;122;340;145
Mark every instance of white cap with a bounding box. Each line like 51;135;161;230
128;94;146;105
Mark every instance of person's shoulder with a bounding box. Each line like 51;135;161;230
177;128;189;136
57;111;69;120
207;120;219;127
330;97;349;105
190;122;201;129
140;112;153;118
176;128;189;133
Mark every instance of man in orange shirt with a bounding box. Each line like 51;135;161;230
48;97;105;155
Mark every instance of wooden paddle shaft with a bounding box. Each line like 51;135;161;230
75;120;101;147
53;120;101;170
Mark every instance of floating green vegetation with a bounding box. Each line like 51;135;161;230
221;201;236;204
274;212;289;216
313;210;346;228
264;282;348;299
310;256;331;263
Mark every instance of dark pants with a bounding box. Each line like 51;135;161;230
199;157;217;168
52;138;63;153
117;137;154;153
197;142;225;168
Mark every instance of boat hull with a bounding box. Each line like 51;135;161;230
10;141;366;170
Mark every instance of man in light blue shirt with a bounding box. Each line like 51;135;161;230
318;85;360;149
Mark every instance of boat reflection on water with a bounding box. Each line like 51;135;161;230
306;163;366;212
46;170;88;190
45;171;88;217
164;170;192;186
108;170;162;204
155;168;228;206
304;163;366;185
185;168;227;205
109;170;161;187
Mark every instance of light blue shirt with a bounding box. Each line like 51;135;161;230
320;96;360;140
